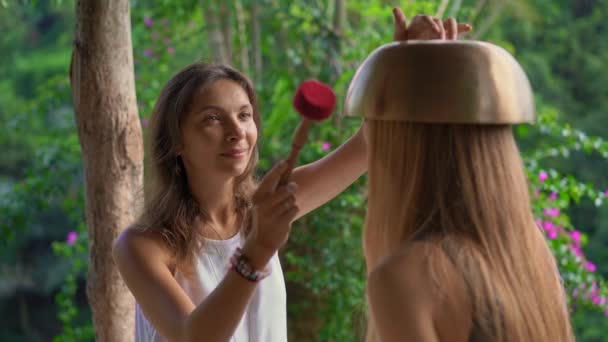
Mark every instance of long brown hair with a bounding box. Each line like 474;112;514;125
131;63;260;268
364;120;574;341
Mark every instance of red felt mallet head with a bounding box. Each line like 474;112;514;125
292;79;336;121
277;79;336;186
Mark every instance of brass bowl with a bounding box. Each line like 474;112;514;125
343;40;535;124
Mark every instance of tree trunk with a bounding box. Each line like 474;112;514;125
251;0;262;81
234;0;250;75
219;1;234;64
448;0;464;17
203;0;232;64
471;1;507;39
436;0;450;17
328;0;346;83
18;292;32;338
468;0;488;28
70;1;143;341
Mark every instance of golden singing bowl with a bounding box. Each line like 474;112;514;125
343;40;535;124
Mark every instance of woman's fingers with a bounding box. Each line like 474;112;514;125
444;18;458;40
423;15;441;33
280;206;300;223
457;23;473;34
254;182;298;222
266;182;298;211
433;18;446;39
253;160;287;202
392;7;408;41
404;11;472;41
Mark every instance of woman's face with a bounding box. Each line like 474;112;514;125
178;79;258;181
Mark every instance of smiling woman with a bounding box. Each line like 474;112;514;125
180;79;258;179
111;58;369;341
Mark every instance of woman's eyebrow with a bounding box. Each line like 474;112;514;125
199;105;224;112
199;103;251;112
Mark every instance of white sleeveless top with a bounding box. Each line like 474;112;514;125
134;232;288;341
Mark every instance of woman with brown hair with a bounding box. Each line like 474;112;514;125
112;8;472;342
345;39;574;341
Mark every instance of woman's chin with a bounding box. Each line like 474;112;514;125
218;159;250;177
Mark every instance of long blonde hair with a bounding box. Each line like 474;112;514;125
364;120;574;341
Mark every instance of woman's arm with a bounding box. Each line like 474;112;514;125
289;9;472;219
113;230;273;342
113;161;296;342
367;242;473;342
367;251;440;342
291;123;366;220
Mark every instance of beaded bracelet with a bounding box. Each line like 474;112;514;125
230;247;272;282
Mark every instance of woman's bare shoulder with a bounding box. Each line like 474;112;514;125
113;226;174;269
113;227;197;341
366;242;440;341
368;241;441;295
367;240;472;341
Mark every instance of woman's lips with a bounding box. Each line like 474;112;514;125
221;149;247;158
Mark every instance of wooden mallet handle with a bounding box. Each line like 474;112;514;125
277;80;335;187
278;119;312;186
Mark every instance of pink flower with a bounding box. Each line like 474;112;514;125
163;37;171;45
321;142;331;152
545;208;560;217
144;49;153;57
542;221;559;239
584;261;597;272
533;188;540;198
548;230;558;240
549;192;558;201
570;230;581;245
144;17;153;27
605;189;608;197
605;309;608;317
570;245;584;257
66;231;78;246
167;47;176;54
539;171;548;182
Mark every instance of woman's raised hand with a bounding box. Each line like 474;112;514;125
244;161;299;267
392;7;472;41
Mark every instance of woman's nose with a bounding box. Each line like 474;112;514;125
225;118;246;141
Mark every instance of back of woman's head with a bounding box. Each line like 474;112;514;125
133;63;260;265
364;120;574;341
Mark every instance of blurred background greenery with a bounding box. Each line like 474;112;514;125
1;0;608;341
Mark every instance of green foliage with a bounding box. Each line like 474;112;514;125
52;227;94;342
2;0;608;341
524;107;608;315
480;0;608;336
